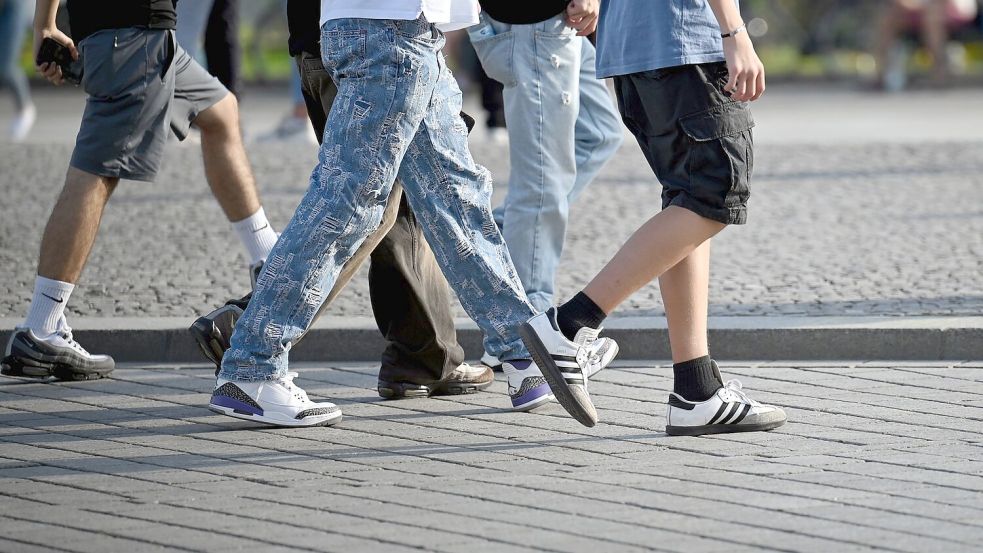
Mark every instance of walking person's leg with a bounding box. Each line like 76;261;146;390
566;37;622;205
203;0;240;96
3;27;183;381
212;16;614;427
212;17;455;427
175;0;215;60
170;41;278;280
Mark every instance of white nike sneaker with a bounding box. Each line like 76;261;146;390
519;308;610;427
502;359;554;411
10;104;36;142
666;369;787;436
209;371;342;427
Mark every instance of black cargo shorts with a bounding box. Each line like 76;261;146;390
614;61;754;225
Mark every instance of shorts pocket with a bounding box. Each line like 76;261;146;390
80;29;150;101
679;102;755;209
470;31;516;86
679;102;754;142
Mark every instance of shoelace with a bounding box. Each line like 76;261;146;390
279;371;310;403
53;324;88;356
723;379;757;405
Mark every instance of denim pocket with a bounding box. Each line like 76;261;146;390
322;28;367;78
471;31;516;86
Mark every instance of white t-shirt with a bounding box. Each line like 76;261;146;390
320;0;479;32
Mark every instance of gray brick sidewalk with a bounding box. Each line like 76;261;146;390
2;362;982;552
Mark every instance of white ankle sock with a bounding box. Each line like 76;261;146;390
24;276;75;336
232;207;278;266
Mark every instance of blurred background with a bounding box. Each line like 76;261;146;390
3;0;983;143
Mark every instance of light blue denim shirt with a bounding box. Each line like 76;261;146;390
596;0;734;78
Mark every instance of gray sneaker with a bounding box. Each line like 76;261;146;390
2;324;114;381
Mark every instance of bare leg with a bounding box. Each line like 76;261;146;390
193;93;261;222
36;168;118;283
582;206;725;314
659;241;712;363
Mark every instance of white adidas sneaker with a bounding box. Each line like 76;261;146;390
666;373;786;436
519;308;607;427
209;371;342;427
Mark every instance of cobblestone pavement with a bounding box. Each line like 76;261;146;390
2;86;982;320
1;362;982;552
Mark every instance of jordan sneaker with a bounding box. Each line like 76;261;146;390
209;371;342;427
503;359;554;412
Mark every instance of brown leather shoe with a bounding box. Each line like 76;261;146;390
378;363;494;399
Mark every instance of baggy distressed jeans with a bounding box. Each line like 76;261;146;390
220;16;536;381
469;12;623;312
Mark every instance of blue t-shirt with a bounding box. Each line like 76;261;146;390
596;0;731;79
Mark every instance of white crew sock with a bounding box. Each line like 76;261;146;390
232;207;278;266
23;276;75;336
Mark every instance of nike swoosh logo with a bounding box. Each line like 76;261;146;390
41;293;64;303
252;223;269;233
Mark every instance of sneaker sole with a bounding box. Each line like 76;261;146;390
189;316;224;375
1;355;113;381
208;403;342;428
666;419;786;436
378;379;494;400
511;390;555;412
518;323;598;427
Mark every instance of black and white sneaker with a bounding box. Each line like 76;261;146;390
666;372;787;436
209;371;342;427
519;308;615;427
2;324;114;381
189;293;251;375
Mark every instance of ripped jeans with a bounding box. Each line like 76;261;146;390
219;16;536;381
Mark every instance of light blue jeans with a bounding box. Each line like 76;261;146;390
175;0;216;60
220;16;536;381
469;12;623;312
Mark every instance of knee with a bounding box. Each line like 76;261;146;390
195;93;239;136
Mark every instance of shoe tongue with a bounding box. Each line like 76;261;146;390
573;326;600;345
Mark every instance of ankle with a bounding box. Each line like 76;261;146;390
556;292;607;341
672;355;722;402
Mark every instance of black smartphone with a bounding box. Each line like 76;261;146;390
36;37;83;85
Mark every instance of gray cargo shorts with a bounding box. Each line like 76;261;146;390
70;28;228;182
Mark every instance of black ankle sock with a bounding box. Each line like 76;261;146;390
672;355;722;402
556;292;607;341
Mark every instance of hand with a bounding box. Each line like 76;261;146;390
34;27;78;86
565;0;599;36
722;32;765;102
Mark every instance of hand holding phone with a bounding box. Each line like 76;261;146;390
34;30;81;86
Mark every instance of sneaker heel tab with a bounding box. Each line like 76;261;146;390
545;308;561;332
668;394;696;410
